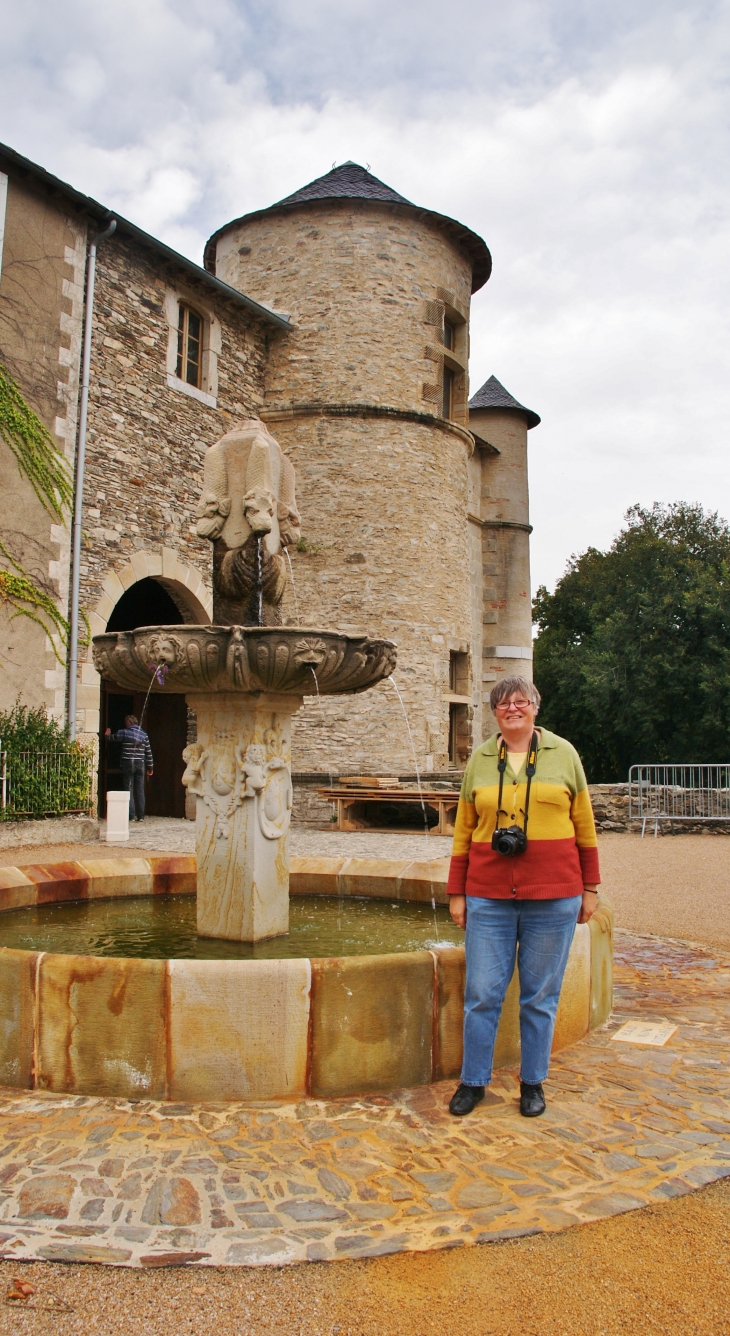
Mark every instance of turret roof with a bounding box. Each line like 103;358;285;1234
204;162;492;293
469;375;540;429
275;161;411;207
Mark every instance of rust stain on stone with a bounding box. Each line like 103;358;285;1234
23;862;90;905
148;855;196;896
107;973;128;1017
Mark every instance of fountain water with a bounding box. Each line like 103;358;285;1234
139;661;168;730
388;674;439;933
283;546;301;626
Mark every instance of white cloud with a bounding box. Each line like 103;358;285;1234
1;0;729;589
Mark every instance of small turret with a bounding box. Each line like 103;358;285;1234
469;375;539;734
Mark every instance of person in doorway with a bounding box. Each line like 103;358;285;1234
105;714;154;822
446;675;600;1119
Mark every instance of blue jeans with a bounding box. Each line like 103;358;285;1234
121;762;146;821
462;895;581;1086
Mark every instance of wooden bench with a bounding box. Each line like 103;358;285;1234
316;785;459;836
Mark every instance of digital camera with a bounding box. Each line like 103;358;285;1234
491;825;528;857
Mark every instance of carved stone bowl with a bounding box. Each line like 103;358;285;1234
92;626;397;696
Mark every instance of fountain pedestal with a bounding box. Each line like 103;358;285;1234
93;624;396;943
184;692;303;942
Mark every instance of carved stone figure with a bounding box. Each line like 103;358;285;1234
182;731;293;845
194;417;301;625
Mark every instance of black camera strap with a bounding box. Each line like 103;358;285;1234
493;732;539;842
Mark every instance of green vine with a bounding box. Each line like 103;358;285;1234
0;362;72;521
0;541;71;663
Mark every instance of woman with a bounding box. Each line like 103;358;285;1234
447;675;600;1118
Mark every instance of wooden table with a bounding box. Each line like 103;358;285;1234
316;785;459;836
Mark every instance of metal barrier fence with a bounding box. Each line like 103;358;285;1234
628;764;730;836
0;743;96;820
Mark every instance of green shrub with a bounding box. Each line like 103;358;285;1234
0;701;93;819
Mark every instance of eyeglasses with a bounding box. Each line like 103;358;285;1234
494;699;533;712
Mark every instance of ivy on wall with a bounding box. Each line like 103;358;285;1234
0;541;70;662
0;361;72;519
0;363;75;660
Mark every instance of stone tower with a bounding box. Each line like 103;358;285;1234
468;375;540;738
204;163;494;773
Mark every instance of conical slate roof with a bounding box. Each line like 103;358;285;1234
204;163;492;292
275;162;411;208
469;375;540;430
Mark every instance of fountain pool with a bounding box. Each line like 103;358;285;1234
0;854;613;1103
0;893;460;961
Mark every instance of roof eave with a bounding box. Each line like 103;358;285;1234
469;402;541;431
0;141;291;332
204;195;492;293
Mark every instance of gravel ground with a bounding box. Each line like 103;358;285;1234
0;1176;728;1334
597;831;730;949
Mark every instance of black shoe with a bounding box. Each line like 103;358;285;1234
448;1083;485;1117
520;1081;546;1117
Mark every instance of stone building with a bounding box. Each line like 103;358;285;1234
0;143;539;815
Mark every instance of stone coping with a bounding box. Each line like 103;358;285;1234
0;857;613;1105
0;932;725;1269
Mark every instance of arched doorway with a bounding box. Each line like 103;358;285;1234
100;578;190;819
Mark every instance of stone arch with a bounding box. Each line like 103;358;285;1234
77;550;212;738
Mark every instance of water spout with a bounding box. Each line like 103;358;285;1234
140;662;168;729
254;534;264;626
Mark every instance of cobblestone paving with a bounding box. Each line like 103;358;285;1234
0;932;728;1268
100;818;454;862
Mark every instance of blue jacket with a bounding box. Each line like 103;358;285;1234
109;725;153;770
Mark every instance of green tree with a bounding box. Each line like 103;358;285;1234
532;503;730;781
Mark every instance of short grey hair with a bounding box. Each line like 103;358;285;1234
489;675;541;715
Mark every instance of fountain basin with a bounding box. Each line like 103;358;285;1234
92;625;397;695
0;856;613;1103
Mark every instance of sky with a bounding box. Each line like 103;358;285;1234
1;0;729;593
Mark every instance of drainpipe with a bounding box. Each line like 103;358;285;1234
67;218;116;740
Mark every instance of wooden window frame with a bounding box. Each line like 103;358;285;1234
176;303;204;389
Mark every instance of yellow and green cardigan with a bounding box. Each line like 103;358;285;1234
446;728;600;900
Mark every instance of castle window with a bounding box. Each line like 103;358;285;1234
442;366;454;419
449;650;469;694
176;304;202;388
443;320;455;351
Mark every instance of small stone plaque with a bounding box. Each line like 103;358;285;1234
611;1020;678;1047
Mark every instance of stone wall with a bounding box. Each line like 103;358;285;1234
589;783;730;835
277;413;473;774
0;172;86;721
76;235;276;736
212;201;478;775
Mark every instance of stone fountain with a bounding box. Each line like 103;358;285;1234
92;418;396;942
